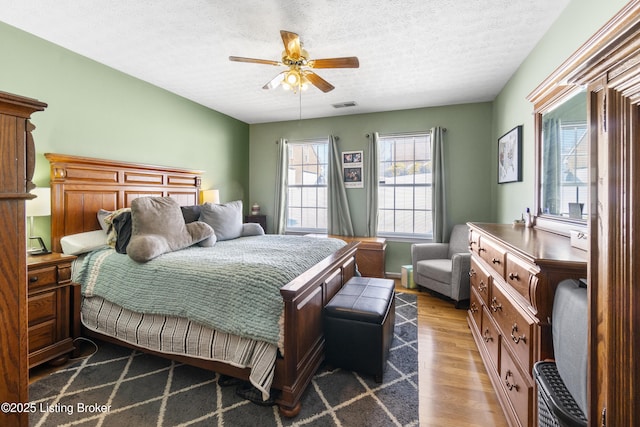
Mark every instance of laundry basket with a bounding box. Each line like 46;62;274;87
533;361;587;427
532;279;588;427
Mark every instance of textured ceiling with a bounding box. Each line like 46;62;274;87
0;0;570;124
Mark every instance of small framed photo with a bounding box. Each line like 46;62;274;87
498;125;522;184
342;151;362;164
342;151;363;188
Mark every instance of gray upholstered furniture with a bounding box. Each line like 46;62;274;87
411;224;471;307
323;277;395;382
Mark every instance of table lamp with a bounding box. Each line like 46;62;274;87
26;187;51;255
201;189;220;204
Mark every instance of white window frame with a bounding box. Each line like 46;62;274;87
377;132;432;239
285;139;329;234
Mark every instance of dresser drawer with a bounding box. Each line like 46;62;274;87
490;283;535;373
481;307;500;374
28;290;57;325
505;254;536;301
478;237;506;277
28;266;57;291
468;228;480;253
469;287;483;332
470;257;491;305
501;343;533;427
29;319;56;352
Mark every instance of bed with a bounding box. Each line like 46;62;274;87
46;153;358;417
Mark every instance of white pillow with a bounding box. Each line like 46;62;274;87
60;230;108;255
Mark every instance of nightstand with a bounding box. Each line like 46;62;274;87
27;253;80;368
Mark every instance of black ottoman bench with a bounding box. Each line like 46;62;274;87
323;277;396;382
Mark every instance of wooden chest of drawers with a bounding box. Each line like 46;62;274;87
467;223;587;427
27;253;80;369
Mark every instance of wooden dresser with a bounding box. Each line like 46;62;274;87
466;223;587;427
27;253;80;369
0;91;47;427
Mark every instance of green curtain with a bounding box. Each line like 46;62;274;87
431;127;447;242
328;135;354;236
542;118;561;215
273;138;288;234
364;132;379;237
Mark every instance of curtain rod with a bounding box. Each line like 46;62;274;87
365;128;447;138
275;136;338;144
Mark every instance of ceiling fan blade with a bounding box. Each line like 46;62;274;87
229;56;281;66
305;71;335;93
309;57;360;69
263;71;286;90
280;30;301;59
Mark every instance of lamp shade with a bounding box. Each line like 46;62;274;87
201;189;220;204
27;187;51;217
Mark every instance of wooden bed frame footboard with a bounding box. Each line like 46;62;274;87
46;153;359;417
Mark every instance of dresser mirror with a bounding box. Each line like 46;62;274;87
534;86;588;232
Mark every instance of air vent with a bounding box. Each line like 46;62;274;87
332;101;357;109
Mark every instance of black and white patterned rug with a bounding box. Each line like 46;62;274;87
29;293;418;427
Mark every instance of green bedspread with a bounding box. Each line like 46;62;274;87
75;235;345;346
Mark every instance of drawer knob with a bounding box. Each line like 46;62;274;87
508;272;519;281
478;281;487;293
483;328;493;343
469;268;476;278
492;258;501;264
504;370;520;391
30;276;38;283
470;302;478;314
511;323;526;344
490;297;502;312
478;247;486;253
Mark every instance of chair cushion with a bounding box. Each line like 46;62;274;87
416;259;452;284
448;224;470;258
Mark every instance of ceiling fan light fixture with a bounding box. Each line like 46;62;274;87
285;70;300;86
230;30;358;94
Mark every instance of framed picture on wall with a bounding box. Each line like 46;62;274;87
342;150;363;188
498;125;522;184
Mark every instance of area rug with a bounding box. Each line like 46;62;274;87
29;293;418;427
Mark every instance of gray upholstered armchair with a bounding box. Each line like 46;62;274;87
411;224;471;307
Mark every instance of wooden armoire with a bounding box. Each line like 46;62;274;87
528;1;640;425
0;91;47;426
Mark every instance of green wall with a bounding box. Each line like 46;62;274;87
491;0;628;223
0;21;250;247
249;103;495;274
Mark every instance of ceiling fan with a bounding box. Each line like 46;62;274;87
229;30;359;93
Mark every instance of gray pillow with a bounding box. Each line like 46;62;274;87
127;197;215;262
199;200;243;241
242;222;265;237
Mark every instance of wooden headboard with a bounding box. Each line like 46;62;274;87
46;153;203;253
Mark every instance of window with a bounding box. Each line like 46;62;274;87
378;132;432;238
286;140;328;232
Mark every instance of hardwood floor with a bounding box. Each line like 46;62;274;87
397;283;509;427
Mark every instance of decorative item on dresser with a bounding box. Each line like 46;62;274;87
0;91;47;427
27;253;80;368
466;223;587;427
